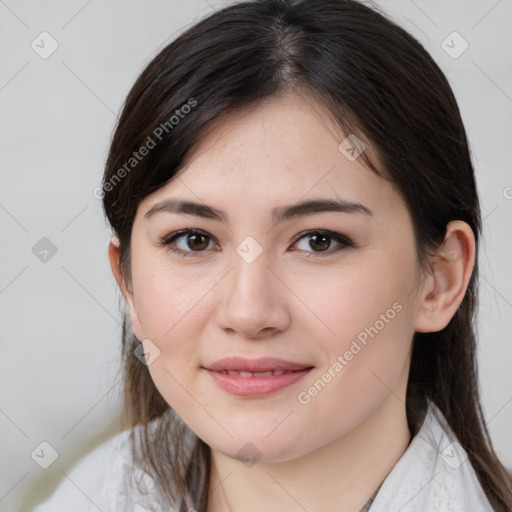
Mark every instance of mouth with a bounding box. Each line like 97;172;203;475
215;369;299;377
203;357;314;397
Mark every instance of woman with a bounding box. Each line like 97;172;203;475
32;0;512;510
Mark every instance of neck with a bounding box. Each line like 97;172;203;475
206;393;411;512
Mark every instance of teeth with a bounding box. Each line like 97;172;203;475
221;370;292;377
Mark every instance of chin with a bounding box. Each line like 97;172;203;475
204;427;309;465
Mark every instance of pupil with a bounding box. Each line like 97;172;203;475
310;234;330;251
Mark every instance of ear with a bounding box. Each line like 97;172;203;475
108;237;144;340
414;220;476;333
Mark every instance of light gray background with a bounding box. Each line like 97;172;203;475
0;1;511;510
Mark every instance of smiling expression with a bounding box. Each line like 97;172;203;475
121;92;425;462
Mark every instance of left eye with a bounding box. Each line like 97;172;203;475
159;229;354;258
291;230;354;256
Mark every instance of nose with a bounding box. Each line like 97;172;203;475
215;253;291;340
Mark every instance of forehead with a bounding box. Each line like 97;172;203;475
139;93;402;221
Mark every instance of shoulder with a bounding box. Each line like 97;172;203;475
30;426;175;512
370;401;495;512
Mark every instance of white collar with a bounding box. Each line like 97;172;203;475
369;401;493;511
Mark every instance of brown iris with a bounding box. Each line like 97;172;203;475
308;233;331;252
183;233;209;251
187;233;209;251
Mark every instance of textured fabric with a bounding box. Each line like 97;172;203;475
369;401;495;511
31;401;495;512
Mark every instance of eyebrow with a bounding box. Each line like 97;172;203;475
144;198;373;224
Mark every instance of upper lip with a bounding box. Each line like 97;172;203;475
205;357;313;372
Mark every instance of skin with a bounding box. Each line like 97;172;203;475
109;92;475;512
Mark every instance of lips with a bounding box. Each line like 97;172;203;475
203;357;313;397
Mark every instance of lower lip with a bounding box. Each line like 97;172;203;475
205;368;312;397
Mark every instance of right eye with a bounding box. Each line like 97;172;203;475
159;229;218;258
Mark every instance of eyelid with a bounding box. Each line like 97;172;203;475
159;228;218;258
158;228;355;258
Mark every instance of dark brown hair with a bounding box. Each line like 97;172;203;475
102;0;512;510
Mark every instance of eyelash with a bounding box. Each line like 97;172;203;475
158;228;355;258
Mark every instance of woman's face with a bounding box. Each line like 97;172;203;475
121;93;426;462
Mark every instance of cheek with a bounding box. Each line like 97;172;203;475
131;250;216;341
302;252;415;354
129;257;213;402
294;298;413;447
131;265;208;416
295;251;416;415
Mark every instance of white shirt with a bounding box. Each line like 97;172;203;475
31;401;495;511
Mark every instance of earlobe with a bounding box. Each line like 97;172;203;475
107;238;144;340
414;221;475;333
